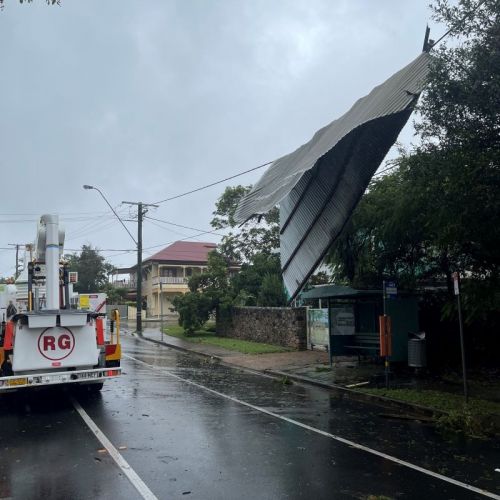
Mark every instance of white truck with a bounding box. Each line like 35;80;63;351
0;214;121;391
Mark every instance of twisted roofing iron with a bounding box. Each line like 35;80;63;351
235;52;431;299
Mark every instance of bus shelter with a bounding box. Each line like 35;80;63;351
301;285;418;364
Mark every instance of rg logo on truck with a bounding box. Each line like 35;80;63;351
38;327;75;361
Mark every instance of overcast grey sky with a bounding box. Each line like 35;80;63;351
0;0;440;277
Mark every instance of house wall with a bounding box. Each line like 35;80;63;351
144;264;209;317
216;306;307;350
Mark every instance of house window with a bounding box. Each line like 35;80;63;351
161;268;177;277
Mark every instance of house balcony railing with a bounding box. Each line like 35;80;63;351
152;276;189;286
112;280;136;289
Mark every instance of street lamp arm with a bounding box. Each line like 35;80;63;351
83;185;138;246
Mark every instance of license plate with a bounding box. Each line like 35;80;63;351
8;378;27;387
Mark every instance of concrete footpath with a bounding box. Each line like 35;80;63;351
130;323;443;418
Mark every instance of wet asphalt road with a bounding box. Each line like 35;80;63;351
1;333;499;500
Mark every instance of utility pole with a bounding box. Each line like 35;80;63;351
8;243;21;280
122;200;158;335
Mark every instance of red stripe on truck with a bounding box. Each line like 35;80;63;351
95;300;106;312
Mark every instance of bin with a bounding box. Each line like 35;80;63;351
408;332;426;368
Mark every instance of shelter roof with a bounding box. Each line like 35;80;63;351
300;285;382;300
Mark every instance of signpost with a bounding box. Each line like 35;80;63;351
160;280;164;342
453;272;468;403
381;280;397;388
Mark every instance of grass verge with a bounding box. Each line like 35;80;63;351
162;324;290;355
359;387;500;438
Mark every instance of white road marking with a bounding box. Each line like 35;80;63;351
124;353;500;500
71;396;158;500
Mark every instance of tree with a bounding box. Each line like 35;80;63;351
100;283;128;304
172;251;231;333
257;274;287;307
172;250;288;333
65;245;114;293
0;0;59;8
417;0;500;151
326;0;500;323
172;292;213;334
211;185;279;263
231;253;286;306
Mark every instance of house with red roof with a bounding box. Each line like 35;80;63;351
111;241;239;318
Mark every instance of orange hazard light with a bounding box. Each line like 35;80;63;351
95;318;105;345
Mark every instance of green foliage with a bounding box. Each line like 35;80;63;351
211;185;280;263
171;185;289;334
172;292;213;335
418;0;500;150
172;249;288;333
231;253;283;306
100;283;128;304
257;273;287;307
0;0;59;8
308;271;331;286
188;251;230;296
361;387;500;438
173;251;230;333
326;0;500;326
436;408;495;439
64;245;114;293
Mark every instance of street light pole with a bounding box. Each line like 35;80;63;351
83;185;144;335
82;185;137;246
83;185;159;336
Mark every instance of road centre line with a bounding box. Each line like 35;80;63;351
124;353;500;500
71;396;159;500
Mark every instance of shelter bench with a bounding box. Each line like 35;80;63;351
344;333;380;363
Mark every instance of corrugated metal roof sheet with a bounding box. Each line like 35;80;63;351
235;52;430;300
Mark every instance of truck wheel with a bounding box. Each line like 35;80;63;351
85;382;104;392
1;360;13;377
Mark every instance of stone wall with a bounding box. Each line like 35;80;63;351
217;306;307;350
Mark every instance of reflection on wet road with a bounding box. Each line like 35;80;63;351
1;333;499;499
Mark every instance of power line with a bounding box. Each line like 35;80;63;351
153;160;273;205
146;219;193;239
64;248;136;252
84;186;138;246
428;0;488;50
145;216;226;237
142;227;222;253
373;164;398;178
65;207;129;240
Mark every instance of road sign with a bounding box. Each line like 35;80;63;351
385;281;397;298
69;271;78;284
